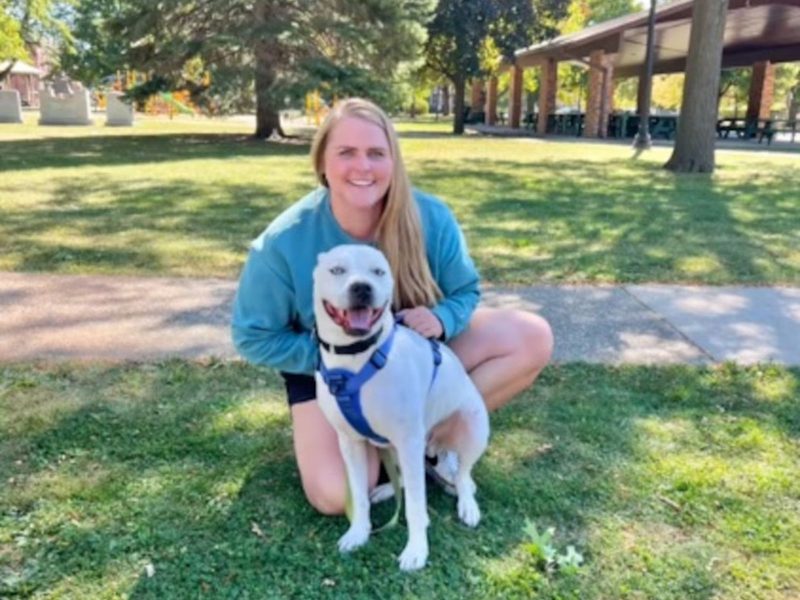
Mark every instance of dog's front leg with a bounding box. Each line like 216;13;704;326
395;434;430;571
336;434;372;553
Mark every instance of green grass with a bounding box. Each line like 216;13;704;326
2;116;799;284
1;362;798;598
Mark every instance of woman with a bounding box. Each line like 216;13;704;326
232;98;553;515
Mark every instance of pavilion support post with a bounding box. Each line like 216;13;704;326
585;50;613;138
537;58;557;135
746;61;775;123
510;65;523;129
487;76;498;125
470;79;485;116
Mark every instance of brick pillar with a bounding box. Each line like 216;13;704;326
537;58;557;135
470;80;485;112
510;66;523;129
585;50;613;138
487;76;498;125
746;61;775;122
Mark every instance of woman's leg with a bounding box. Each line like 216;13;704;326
448;307;553;411
427;307;552;453
290;400;381;515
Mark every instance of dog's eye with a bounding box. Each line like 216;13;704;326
371;267;386;276
329;266;346;275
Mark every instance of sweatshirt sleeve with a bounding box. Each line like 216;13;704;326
231;237;319;374
429;206;481;341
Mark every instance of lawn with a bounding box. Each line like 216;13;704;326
2;116;799;599
1;361;798;598
1;116;799;284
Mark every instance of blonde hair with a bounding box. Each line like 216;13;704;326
311;98;442;310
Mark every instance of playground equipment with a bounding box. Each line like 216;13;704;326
306;90;329;126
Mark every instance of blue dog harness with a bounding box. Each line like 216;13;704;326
318;323;443;446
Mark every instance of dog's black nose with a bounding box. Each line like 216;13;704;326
349;281;373;307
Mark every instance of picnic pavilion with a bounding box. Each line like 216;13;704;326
473;0;800;141
0;60;43;108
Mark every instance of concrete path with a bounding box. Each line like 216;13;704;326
1;272;799;366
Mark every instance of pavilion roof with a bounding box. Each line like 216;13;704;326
513;0;800;78
0;60;42;76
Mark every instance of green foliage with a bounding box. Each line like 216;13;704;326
523;520;584;575
718;67;751;117
424;0;567;132
0;8;28;63
61;0;432;136
1;0;73;79
556;0;638;108
57;0;130;86
774;62;800;115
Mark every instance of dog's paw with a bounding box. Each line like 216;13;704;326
457;495;481;528
370;482;395;504
338;523;370;553
398;539;428;571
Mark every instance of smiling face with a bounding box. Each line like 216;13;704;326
322;116;394;217
313;245;395;340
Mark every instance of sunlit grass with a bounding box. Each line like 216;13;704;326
2;362;797;598
2;117;799;283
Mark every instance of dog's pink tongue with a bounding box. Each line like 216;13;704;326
346;308;372;330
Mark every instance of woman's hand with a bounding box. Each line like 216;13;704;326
396;307;444;340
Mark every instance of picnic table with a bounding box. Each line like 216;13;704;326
716;118;799;145
608;114;678;139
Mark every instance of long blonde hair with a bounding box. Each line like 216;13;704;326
310;98;442;310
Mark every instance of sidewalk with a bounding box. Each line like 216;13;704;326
1;271;798;365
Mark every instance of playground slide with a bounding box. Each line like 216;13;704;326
159;93;195;115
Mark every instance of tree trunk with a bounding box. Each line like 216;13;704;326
442;85;450;116
253;1;284;139
452;75;466;135
664;0;729;173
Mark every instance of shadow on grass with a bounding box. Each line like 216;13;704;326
0;133;310;172
4;134;799;284
2;363;797;598
414;157;800;284
1;174;309;275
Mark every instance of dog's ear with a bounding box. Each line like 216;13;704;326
315;249;330;266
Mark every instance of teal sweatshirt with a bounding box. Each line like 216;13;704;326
231;187;480;375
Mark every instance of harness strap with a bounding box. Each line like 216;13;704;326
429;338;442;386
318;324;444;446
318;327;396;445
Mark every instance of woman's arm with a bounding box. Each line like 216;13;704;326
429;205;481;341
231;242;318;374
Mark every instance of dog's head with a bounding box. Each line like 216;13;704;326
313;244;394;344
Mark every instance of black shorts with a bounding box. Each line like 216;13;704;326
281;371;317;406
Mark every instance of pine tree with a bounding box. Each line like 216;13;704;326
65;0;432;138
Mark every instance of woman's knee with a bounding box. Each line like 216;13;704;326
521;312;553;371
301;471;347;516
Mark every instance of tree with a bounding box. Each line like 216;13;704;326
424;0;567;134
0;0;72;82
65;0;431;139
717;67;750;117
0;9;27;71
664;0;729;173
558;0;638;112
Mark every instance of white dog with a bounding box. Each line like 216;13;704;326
313;244;489;571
